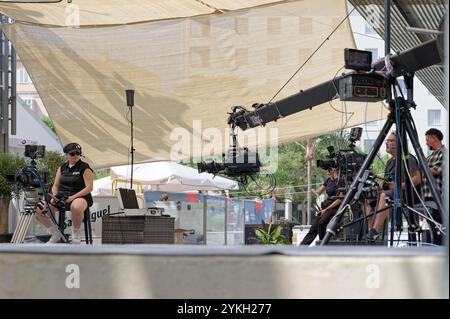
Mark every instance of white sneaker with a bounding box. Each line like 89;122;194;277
46;228;62;244
72;228;82;245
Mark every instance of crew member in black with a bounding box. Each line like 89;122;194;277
365;131;421;240
35;143;94;244
300;166;345;245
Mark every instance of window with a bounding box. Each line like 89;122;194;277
365;48;378;61
235;18;249;34
267;17;281;35
190;18;210;37
236;48;248;65
189;47;210;68
299;17;312;34
23;98;33;106
364;139;375;151
267;48;280;65
428;110;441;126
299;48;312;65
365;22;376;34
17;68;32;84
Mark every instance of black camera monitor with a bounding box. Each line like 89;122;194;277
117;188;140;209
344;48;372;71
349;127;363;142
24;145;45;158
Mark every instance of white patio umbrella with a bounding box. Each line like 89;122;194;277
109;161;238;192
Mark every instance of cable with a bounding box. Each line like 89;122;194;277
327;66;355;139
404;241;441;248
328;66;347;114
405;205;444;233
28;168;68;242
352;31;384;41
268;7;356;103
229;182;323;195
341;100;354;132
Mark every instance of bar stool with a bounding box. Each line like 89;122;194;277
83;208;93;244
58;208;93;244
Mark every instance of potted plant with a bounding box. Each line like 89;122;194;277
0;153;26;241
254;220;289;245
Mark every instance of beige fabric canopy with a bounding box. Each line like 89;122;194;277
1;0;386;168
0;0;286;26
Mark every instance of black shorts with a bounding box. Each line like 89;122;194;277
56;193;93;208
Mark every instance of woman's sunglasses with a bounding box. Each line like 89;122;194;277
67;151;80;156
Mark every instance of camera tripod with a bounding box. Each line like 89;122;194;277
321;74;446;246
10;156;68;244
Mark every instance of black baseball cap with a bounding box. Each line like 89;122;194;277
63;143;82;155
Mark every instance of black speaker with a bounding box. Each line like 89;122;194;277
126;89;135;107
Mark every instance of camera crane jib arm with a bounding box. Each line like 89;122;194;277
228;39;442;131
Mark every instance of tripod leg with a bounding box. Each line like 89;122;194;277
389;205;395;246
11;212;23;243
403;112;446;232
321;115;395;245
398;104;417;244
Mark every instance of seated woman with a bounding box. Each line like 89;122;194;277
300;166;345;246
35;143;94;244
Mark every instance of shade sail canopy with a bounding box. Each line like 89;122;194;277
1;0;387;168
0;0;286;26
110;161;238;191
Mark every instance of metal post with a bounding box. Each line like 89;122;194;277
10;45;16;135
444;1;449;298
306;138;314;225
224;196;227;245
384;0;392;103
0;14;10;153
203;195;207;245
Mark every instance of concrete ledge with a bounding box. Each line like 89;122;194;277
0;245;446;298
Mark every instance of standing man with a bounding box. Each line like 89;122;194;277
422;128;445;244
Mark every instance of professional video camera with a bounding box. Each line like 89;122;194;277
7;145;48;188
197;144;261;178
198;108;261;178
6;145;48;213
316;128;366;184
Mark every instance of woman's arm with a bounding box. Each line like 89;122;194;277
313;185;326;196
51;167;61;197
324;198;342;211
66;169;94;203
320;189;344;216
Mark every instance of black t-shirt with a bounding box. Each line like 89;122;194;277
58;159;93;206
384;154;421;202
322;178;345;197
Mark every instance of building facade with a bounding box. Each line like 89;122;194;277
349;7;448;156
